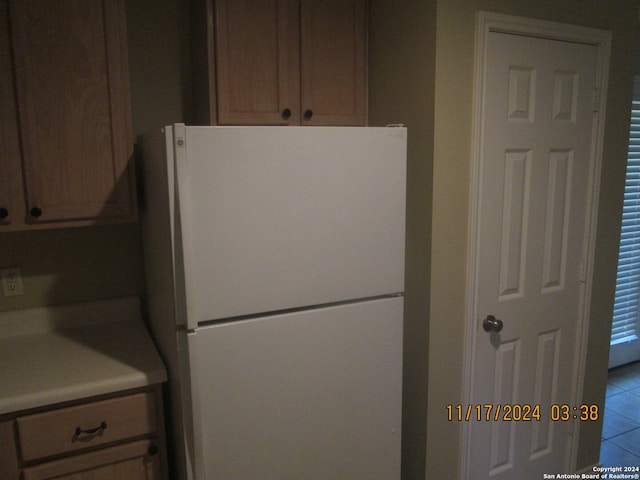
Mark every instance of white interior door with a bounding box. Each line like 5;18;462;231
465;17;607;478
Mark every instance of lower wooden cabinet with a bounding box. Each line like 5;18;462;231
0;420;19;479
21;439;162;480
0;387;167;480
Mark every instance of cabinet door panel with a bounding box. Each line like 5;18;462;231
0;0;25;229
0;421;19;480
215;0;300;125
21;439;161;480
300;0;366;125
9;0;135;225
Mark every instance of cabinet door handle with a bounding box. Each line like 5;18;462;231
281;108;292;120
0;208;8;219
30;207;42;218
75;421;107;436
303;109;313;121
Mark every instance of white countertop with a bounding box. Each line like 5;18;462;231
0;297;167;415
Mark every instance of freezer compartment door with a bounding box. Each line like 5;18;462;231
188;296;403;480
175;126;406;324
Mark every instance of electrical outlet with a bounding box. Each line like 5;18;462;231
1;267;24;297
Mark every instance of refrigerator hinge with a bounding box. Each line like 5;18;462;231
173;122;187;150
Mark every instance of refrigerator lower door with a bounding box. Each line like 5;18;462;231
187;296;403;480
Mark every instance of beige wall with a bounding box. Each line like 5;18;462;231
369;2;436;478
0;0;188;314
428;0;638;477
371;0;638;478
127;0;190;137
0;225;143;312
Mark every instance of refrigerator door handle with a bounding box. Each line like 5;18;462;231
172;123;199;331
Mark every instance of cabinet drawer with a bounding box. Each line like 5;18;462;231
17;392;157;462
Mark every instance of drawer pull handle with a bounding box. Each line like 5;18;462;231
75;421;107;436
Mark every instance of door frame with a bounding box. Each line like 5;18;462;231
462;12;611;478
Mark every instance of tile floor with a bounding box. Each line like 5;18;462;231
601;361;640;467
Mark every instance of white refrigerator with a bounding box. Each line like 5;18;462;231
140;124;406;480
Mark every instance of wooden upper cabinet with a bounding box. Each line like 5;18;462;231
215;0;301;125
300;0;367;125
0;0;24;229
194;0;367;126
1;0;136;230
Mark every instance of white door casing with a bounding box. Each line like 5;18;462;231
463;13;610;479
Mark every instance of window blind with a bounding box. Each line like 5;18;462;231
612;76;640;345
